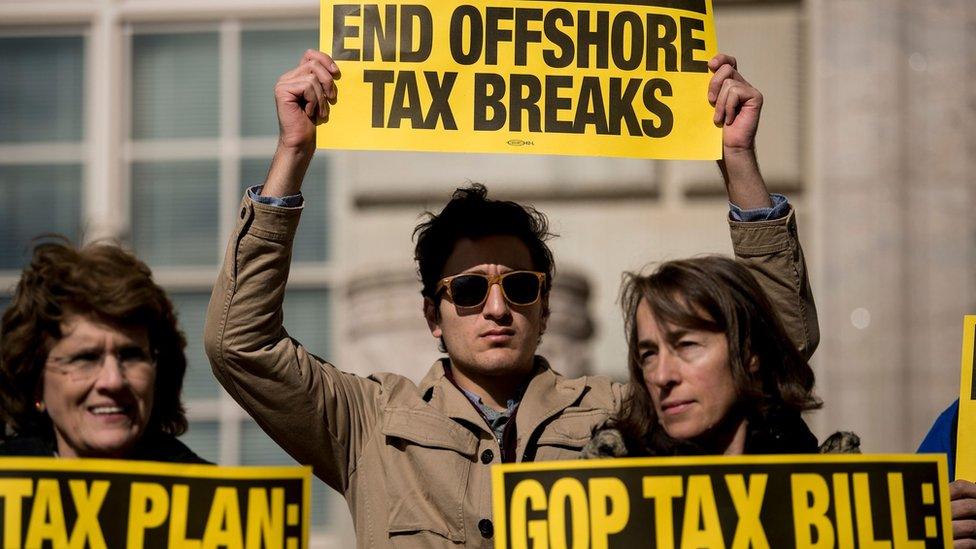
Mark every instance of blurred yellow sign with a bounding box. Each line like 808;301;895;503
318;0;721;159
956;315;976;480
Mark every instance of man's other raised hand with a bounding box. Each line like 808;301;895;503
708;53;762;154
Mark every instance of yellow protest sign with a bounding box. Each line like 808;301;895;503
0;458;310;549
956;315;976;480
492;454;952;548
318;0;721;159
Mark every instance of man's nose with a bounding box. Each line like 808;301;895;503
482;282;511;319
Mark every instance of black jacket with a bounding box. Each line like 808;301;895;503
0;432;211;464
582;411;860;459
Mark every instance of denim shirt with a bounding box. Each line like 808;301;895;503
459;387;520;444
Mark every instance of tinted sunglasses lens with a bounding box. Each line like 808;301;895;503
502;272;541;305
450;275;489;307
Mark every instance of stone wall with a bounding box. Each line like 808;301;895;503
809;0;976;450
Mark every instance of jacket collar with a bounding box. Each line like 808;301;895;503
514;359;586;452
418;356;587;453
419;358;494;437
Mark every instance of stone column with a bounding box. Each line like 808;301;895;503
810;0;976;451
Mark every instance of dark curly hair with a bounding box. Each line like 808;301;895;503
614;256;821;455
0;238;188;440
413;183;556;303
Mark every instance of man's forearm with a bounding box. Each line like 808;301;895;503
204;196;363;491
719;148;772;210
261;142;315;198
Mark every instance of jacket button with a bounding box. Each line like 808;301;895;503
478;518;493;538
480;449;494;464
240;207;247;219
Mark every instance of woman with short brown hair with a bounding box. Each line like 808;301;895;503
0;239;205;462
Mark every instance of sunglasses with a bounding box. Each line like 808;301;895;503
436;271;546;308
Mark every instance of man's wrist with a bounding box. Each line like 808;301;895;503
262;142;315;197
276;136;315;157
721;146;761;176
720;146;770;209
722;145;756;159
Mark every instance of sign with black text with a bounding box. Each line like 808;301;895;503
318;0;721;159
0;458;310;549
492;454;951;548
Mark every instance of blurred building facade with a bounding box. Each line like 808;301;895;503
0;0;973;545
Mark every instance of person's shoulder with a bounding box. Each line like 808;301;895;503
918;399;959;454
369;370;420;391
134;433;213;464
545;366;616;391
935;399;960;429
559;372;623;409
818;431;861;454
0;435;55;457
370;369;429;405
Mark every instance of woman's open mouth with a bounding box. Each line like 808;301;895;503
87;404;132;422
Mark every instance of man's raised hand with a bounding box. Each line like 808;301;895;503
274;49;340;151
708;53;770;209
261;50;339;198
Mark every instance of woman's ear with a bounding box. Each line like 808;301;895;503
33;378;46;412
747;354;760;374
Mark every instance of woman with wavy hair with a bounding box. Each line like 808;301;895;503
585;256;857;458
0;239;206;462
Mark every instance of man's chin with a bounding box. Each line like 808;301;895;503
470;350;534;376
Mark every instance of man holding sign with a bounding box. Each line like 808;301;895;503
205;47;815;546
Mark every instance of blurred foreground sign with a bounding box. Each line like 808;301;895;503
492;454;951;548
318;0;721;159
0;458;309;549
956;315;976;480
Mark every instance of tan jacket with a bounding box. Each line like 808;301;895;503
205;196;818;548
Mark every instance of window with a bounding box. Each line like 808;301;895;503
131;160;220;266
0;35;84;143
126;20;333;532
0;18;339;542
0;165;83;269
0;32;85;270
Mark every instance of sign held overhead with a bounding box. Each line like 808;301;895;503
318;0;721;159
